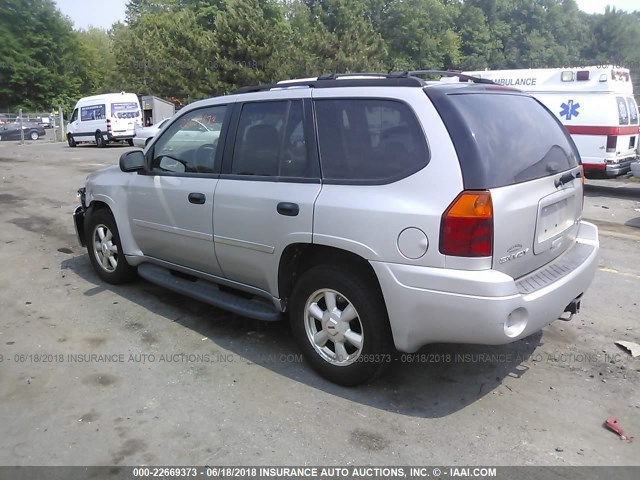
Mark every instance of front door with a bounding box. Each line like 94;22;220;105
127;104;230;276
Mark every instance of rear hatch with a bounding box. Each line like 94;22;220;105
427;87;583;279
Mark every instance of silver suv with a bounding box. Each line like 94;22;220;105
73;71;599;385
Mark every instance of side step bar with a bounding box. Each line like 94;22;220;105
138;263;283;322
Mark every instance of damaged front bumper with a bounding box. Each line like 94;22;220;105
73;187;87;247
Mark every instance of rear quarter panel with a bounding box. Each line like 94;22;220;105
312;88;463;268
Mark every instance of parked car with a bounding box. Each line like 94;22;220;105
0;122;45;141
0;114;9;125
133;117;171;148
73;71;599;386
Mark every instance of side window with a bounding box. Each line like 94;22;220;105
617;96;629;125
80;104;105;121
314;99;429;182
70;109;78;123
231;100;310;177
627;98;638;125
150;105;227;174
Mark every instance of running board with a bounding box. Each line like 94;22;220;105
137;263;282;322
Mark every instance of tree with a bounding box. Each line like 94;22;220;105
0;0;84;112
213;0;293;90
113;8;217;100
379;0;460;70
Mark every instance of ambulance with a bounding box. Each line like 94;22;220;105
464;66;639;178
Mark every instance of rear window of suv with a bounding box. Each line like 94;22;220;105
314;99;429;183
442;92;579;189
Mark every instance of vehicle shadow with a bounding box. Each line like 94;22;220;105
624;216;640;228
62;254;542;419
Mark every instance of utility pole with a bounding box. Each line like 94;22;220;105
59;107;64;143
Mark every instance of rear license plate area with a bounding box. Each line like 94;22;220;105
537;197;575;244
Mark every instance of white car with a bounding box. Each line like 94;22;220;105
133;118;171;148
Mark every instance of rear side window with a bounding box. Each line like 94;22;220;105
231;100;312;178
627;98;638;125
314;99;429;183
616;96;629;125
447;93;578;188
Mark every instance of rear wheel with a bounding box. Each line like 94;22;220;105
95;132;106;148
85;208;136;284
67;134;76;147
127;139;134;146
289;265;392;386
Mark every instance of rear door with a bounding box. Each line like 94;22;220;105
213;93;321;296
110;99;142;137
439;91;582;279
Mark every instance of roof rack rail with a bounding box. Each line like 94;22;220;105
390;70;495;84
231;75;424;94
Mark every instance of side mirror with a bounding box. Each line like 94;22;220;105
119;150;145;172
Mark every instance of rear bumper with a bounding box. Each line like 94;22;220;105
372;221;599;353
583;159;634;177
107;133;135;141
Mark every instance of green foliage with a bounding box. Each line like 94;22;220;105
2;0;640;111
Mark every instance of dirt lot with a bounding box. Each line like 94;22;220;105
0;141;638;466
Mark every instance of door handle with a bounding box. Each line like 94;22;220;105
188;193;206;204
277;202;299;216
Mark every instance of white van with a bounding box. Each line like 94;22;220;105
464;66;640;178
67;92;142;148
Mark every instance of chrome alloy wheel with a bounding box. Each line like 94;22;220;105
304;289;364;366
92;224;119;273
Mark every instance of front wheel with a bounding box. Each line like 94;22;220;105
67;134;76;147
289;265;392;386
127;139;134;146
85;208;136;284
29;131;39;141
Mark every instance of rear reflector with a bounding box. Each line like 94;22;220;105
606;135;617;153
440;191;493;257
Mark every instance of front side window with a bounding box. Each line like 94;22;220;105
150;105;227;174
231;100;310;178
80;104;105;121
314;99;429;182
70;109;78;123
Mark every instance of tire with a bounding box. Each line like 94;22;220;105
29;130;39;141
127;139;134;146
289;264;393;386
95;132;106;148
85;208;136;284
67;134;76;147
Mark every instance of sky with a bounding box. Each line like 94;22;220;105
55;0;639;30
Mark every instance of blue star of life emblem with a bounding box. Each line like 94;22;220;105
560;100;580;120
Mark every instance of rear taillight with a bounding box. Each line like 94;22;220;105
440;191;493;257
606;135;617;153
